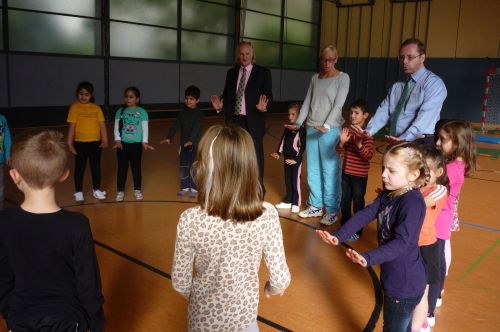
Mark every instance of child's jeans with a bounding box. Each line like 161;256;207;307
383;293;423;332
179;145;196;190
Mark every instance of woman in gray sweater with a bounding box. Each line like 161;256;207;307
288;45;350;225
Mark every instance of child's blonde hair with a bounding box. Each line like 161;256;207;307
384;141;430;197
10;130;68;189
192;124;263;222
438;119;477;176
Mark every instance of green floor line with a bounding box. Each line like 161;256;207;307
459;238;500;282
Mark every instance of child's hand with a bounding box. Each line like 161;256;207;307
210;95;223;111
350;124;369;138
256;95;269;112
339;127;350;145
271;152;280;160
114;141;123;150
315;230;339;246
345;248;367;267
68;143;77;155
284;124;299;131
143;143;155;151
100;140;109;148
160;139;171;145
384;135;401;144
184;141;193;148
285;159;297;165
424;195;436;208
264;281;285;299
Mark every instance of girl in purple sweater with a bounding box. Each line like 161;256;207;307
427;120;476;328
317;142;430;332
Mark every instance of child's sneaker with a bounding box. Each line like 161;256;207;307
320;212;337;226
74;192;84;202
116;191;125;202
347;233;360;242
189;189;198;199
421;320;430;332
427;313;435;327
291;205;300;213
275;202;292;209
298;206;323;218
92;189;107;200
177;188;189;196
436;296;442;308
134;190;143;200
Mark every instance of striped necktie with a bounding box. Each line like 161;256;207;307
235;67;247;115
390;78;415;136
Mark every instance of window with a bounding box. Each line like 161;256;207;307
9;10;100;55
9;0;99;17
110;0;176;28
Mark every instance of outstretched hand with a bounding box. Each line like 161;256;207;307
345;248;367;267
210;95;223;111
256;95;269;112
271;152;280;160
160;138;171;145
314;126;328;133
339;127;351;146
315;230;339;246
114;141;123;150
284;124;299;131
384;135;401;144
143;143;155;151
350;124;369;138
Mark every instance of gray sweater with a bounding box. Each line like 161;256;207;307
296;72;350;128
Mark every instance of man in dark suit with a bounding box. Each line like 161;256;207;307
211;41;272;190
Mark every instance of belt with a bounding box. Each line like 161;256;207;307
418;134;434;138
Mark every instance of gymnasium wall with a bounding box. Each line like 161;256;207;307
321;0;500;121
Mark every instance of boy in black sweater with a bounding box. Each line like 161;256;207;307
271;103;306;213
161;85;203;198
0;131;104;332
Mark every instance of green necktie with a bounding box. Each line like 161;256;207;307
390;78;415;136
235;67;247;115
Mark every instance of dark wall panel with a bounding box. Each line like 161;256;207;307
279;70;315;101
179;64;230;103
109;60;179;105
0;54;7;107
9;55;104;107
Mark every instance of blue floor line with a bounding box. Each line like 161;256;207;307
461;221;500;233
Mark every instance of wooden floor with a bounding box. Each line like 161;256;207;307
2;114;499;331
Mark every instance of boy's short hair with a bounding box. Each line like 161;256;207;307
350;98;370;114
10;130;68;189
185;85;201;100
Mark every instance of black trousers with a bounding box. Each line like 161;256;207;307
117;142;142;191
73;141;102;192
428;239;446;314
179;145;196;190
8;316;86;332
283;160;302;206
231;114;265;189
340;172;368;236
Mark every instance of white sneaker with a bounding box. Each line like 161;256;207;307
320;213;338;226
436;297;442;308
116;191;125;202
427;314;435;327
93;189;107;200
74;192;84;202
291;205;300;213
275;202;292;209
134;190;143;200
298;206;323;218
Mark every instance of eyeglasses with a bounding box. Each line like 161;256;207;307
320;57;337;63
398;54;422;62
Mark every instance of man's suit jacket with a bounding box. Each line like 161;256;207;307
221;64;273;138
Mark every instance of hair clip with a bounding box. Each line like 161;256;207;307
407;147;414;157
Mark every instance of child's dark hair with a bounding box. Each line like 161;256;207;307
350;98;370;114
422;146;450;191
185;85;200;100
124;86;141;103
76;81;94;96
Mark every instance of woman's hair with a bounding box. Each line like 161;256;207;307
422;146;450;191
288;102;301;112
438;119;477;176
76;81;95;102
10;130;68;189
192;124;263;222
320;44;337;55
384;141;430;197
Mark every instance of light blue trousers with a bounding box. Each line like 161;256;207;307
305;126;341;213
